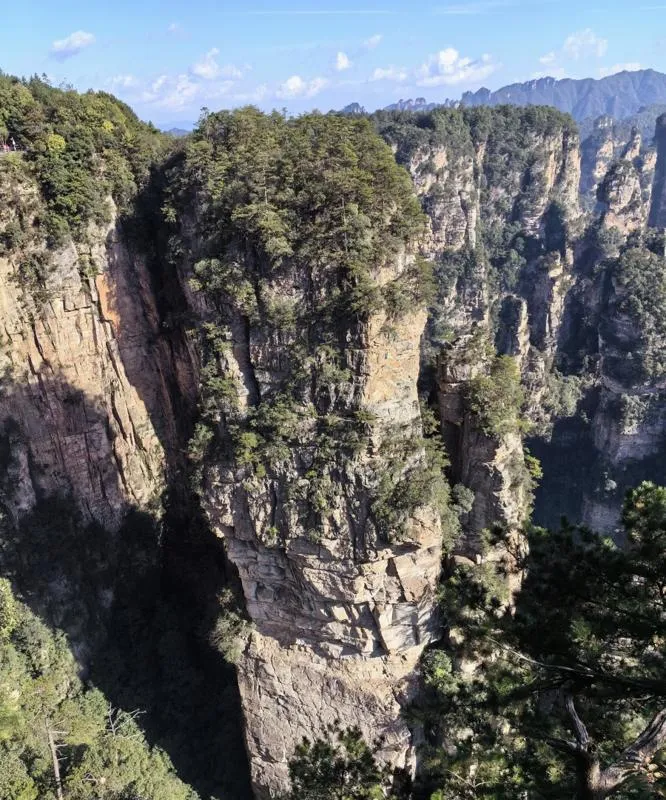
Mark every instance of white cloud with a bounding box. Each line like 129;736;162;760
276;75;329;98
191;48;244;81
336;51;352;71
221;64;244;79
416;48;499;86
50;30;95;60
539;51;557;66
108;74;139;89
191;48;222;79
535;29;608;78
231;84;269;103
167;22;180;32
135;73;210;111
364;33;383;49
371;66;408;82
563;28;608;60
599;62;642;78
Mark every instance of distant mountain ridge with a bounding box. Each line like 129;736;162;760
342;69;666;124
461;69;666;121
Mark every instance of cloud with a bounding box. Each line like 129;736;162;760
191;48;222;79
371;66;408;82
276;75;329;99
336;51;352;71
599;62;642;77
139;73;212;111
108;74;139;89
563;28;608;60
230;84;269;103
416;48;499;86
364;33;383;49
536;29;608;78
50;30;95;60
167;22;180;32
191;48;244;81
539;51;556;66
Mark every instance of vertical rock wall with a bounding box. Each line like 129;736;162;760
200;253;443;797
0;191;174;528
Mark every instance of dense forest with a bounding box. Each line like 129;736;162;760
0;71;665;800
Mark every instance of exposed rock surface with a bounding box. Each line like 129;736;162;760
0;197;172;529
386;111;582;547
198;260;443;797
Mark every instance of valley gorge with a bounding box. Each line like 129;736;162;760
2;76;666;799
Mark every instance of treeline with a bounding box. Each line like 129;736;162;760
0;72;166;245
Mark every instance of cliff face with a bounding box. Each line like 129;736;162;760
159;112;451;797
382;108;582;548
381;106;666;539
208;286;442;794
0;187;172;529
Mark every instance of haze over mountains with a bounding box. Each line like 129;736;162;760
341;68;666;124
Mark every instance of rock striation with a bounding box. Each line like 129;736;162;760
197;252;443;796
0;188;172;529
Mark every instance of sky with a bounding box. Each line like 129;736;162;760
1;0;663;127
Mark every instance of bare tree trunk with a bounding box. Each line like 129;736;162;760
558;696;666;800
45;721;64;800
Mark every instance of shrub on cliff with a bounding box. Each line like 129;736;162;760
284;727;395;800
466;355;525;438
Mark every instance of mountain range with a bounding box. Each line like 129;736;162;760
342;68;666;123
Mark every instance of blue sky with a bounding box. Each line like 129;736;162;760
1;0;663;126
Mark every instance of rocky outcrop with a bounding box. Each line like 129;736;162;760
0;186;174;529
436;337;532;559
198;255;443;796
392;111;581;547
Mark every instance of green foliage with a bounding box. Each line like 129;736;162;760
608;246;666;381
543;369;585;419
0;581;197;800
208;589;249;664
0;578;17;641
523;449;543;484
0;73;167;306
466;355;525;438
382;256;436;320
420;482;666;799
178;108;437;546
371;407;455;547
284;727;393;800
171;110;426;313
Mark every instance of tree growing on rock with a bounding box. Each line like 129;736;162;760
418;481;666;799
